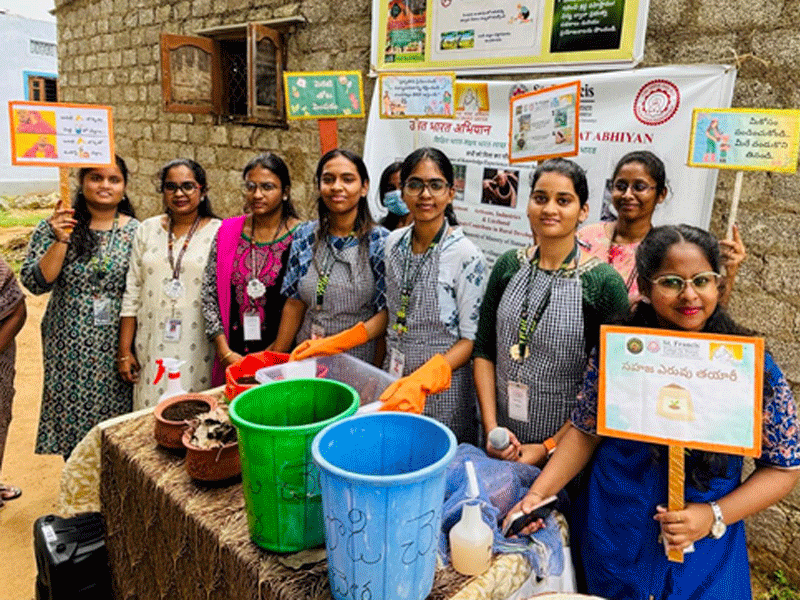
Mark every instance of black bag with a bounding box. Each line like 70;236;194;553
33;513;112;600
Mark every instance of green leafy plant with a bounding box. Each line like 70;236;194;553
759;570;800;600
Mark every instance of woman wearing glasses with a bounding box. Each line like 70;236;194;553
473;158;629;464
271;149;388;364
577;150;745;303
118;159;221;409
293;148;487;443
505;225;799;599
201;154;300;386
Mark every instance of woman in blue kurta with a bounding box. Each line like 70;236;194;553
505;224;800;599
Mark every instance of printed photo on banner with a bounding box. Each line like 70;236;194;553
379;72;456;118
8;101;115;168
687;108;800;173
597;325;764;456
283;71;364;120
509;80;580;163
372;0;648;73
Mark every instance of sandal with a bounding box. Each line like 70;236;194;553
0;484;21;502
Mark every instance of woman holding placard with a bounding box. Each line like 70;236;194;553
270;149;388;364
21;156;138;457
473;158;628;463
118;159;221;409
506;224;800;599
577;150;745;304
201;153;301;386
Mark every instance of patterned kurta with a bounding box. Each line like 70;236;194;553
0;258;24;468
121;216;221;410
21;218;139;457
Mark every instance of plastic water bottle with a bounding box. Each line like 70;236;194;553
449;461;493;575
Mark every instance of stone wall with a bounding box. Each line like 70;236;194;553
53;0;800;582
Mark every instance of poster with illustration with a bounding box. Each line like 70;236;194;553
687;108;800;173
508;80;579;163
372;0;649;72
379;72;455;118
9;101;114;167
283;71;365;120
598;325;764;456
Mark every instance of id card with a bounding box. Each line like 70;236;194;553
389;347;406;378
507;381;529;423
311;322;325;340
164;317;182;342
92;297;113;326
243;313;261;341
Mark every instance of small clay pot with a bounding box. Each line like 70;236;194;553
154;394;218;449
182;429;241;482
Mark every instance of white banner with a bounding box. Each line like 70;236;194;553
364;65;736;264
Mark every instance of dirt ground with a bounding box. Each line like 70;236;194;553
0;283;63;598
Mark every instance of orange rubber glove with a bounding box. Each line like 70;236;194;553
290;322;369;361
379;354;452;414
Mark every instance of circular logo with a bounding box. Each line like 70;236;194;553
633;79;680;126
626;337;644;354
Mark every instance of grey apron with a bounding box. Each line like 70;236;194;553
494;248;590;443
383;230;478;444
297;237;377;364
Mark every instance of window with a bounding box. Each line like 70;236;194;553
28;76;58;102
160;19;303;127
30;39;57;57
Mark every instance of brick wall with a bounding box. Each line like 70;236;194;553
54;0;800;582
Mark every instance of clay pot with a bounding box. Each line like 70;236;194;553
181;429;241;482
153;394;218;449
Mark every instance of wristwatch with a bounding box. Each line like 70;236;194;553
708;501;726;539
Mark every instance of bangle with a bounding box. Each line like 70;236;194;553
117;355;132;363
543;437;557;455
220;350;233;362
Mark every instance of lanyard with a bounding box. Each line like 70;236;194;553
89;212;119;292
511;242;578;362
167;215;201;281
315;233;354;309
392;220;448;334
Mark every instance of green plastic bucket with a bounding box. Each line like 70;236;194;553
229;378;359;552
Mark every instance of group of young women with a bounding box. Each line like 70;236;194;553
16;144;798;599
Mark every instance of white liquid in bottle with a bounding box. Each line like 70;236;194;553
449;461;493;575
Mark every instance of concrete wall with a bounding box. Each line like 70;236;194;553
0;12;58;196
53;0;800;582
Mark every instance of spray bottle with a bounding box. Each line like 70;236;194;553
153;358;187;402
449;460;493;575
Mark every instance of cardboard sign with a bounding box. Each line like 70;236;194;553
379;72;456;118
9;101;115;168
598;325;764;457
283;71;365;120
509;80;580;163
687;108;800;173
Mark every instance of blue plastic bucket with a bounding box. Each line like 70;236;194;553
312;413;457;600
229;378;359;552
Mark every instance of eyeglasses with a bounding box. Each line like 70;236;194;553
403;178;450;197
163;181;199;194
242;181;280;194
650;272;721;296
613;181;656;194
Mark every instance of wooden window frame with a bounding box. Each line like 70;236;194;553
160;21;294;127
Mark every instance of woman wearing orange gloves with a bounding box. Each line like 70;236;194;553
293;148;487;443
270;149;388;364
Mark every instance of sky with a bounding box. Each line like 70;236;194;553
1;0;55;21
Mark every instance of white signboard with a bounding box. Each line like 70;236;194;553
364;65;736;265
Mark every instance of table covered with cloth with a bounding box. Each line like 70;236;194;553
99;409;548;600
